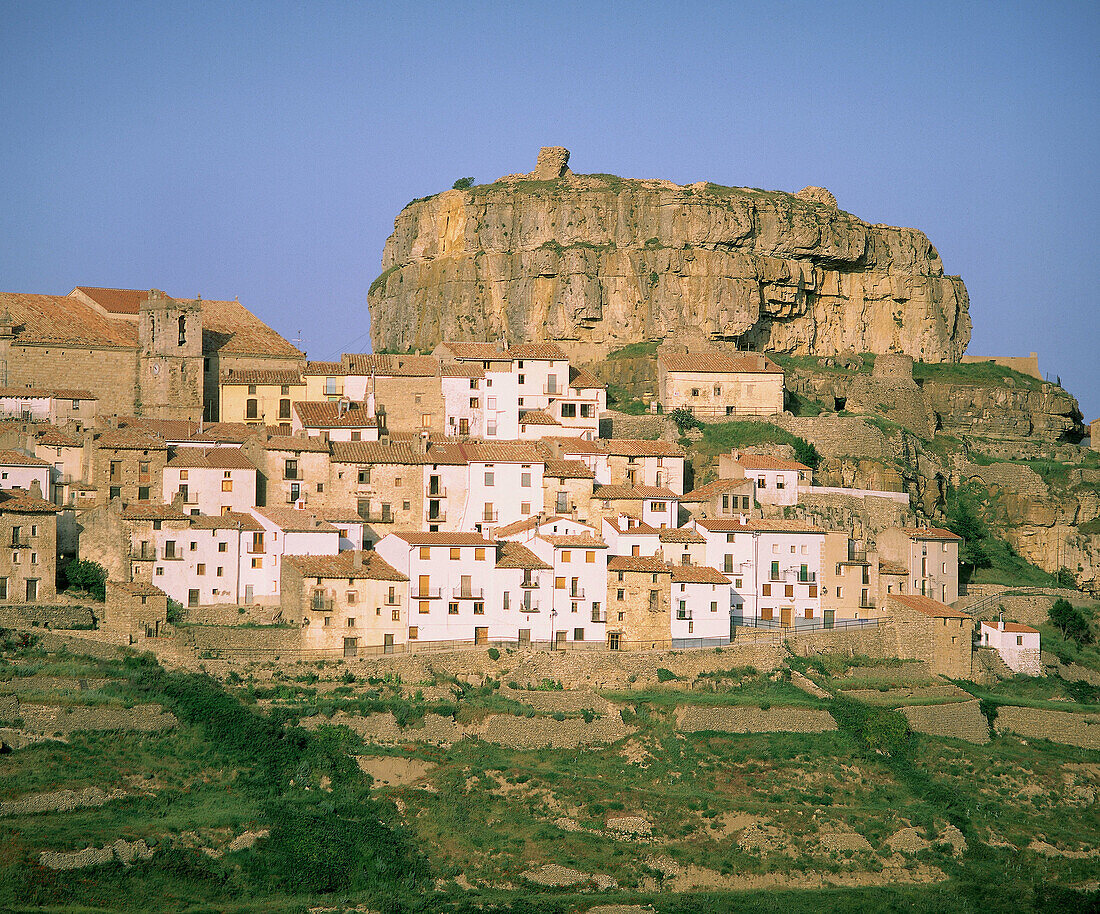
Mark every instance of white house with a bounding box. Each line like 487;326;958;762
0;387;98;428
456;442;544;534
0;450;51;494
720;453;811;507
491;540;555;642
694;516;824;629
441;364;485;438
375;531;498;645
162;447;258;516
601;515;662;559
247;506;342;601
670;564;732;646
980;620;1041;675
658;526;709;567
602;440;686;495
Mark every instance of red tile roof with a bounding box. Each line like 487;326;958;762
441;363;485;378
495;541;553;570
694;517;823;534
595;484;678;500
294;400;379;428
260;435;331;453
252;506;338;533
303;361;346;375
390;531;494;546
659;527;707;543
0;488;59;513
0;449;49;466
608;555;670;573
980;620;1040;634
121;503;190;521
897;527;962;541
519;409;560;426
0;386;97;400
188;512;264;531
508;343;568;360
94;429;168;450
734;455;810;471
439;341;511;360
221;368;304;386
540;534;609;549
681;478;754;500
109;580;167;596
568;366;605;390
889;594;970;619
602;439;685;458
671;565;731;584
284;551;408;582
329;440;463;465
544;460;595;479
36;427;84;447
342;353;441;376
167;448;256;470
659;352;782;374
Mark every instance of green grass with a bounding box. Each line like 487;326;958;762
771;353;876;375
912;360;1047;391
608;339;663;359
606;382;650;415
693;420;819;468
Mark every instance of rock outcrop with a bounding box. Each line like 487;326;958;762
368;148;971;361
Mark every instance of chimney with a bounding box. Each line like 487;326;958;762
366;390;376;417
352;548;363;567
29;479;43;500
417;429;429;454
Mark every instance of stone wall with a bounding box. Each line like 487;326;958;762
994;706;1100;750
0;603;95;629
599;410;669;441
785;623;896;660
775;415;892;461
0;342;140;417
609;568;673;650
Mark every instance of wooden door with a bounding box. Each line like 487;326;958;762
780;607;792;628
474;627;488;645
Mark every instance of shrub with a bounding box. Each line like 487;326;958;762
63;558;107;600
166;599;184;624
452;176;474;189
669;408;702;432
487;647;500;661
656;667;679;682
1049;599;1093;645
1055;567;1077;588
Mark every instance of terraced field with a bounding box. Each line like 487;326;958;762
1;635;1098;913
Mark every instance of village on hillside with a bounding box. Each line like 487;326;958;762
0;284;1052;681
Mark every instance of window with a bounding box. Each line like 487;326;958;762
762;584;771;596
617;589;625;601
448;602;459;615
408;626;418;640
30;552;37;565
521;501;530;513
586;551;595;563
196;564;205;575
392;609;400;621
218;542;227;553
418;601;429;614
216;566;223;576
691;388;700;397
419;546;430;560
179;470;189;481
555;576;566;589
450;547;461;560
784;584;794;597
279;399;291;420
421;413;431;428
475;547;485;561
473;601;484;615
521;472;531;487
761;606;773;621
358;467;370;484
758;476;767;488
562;550;571;563
347;591;358;605
251;557;262;568
484;471;494;486
469;397;479;408
734;577;742;588
138;486;150;501
0;578;6;600
246;399;259;419
222;478;233;492
560;403;576;418
109;461;121;481
770;561;779;580
284;459;297;479
518;374;525;384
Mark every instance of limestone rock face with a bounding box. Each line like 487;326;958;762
368;150;972;361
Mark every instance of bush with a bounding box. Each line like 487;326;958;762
63;558;107;600
669;407;702;432
1055;567;1077;588
486;647;500;661
452;176;474;189
166;599;184;624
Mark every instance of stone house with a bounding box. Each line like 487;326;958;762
885;593;973;679
979;620;1041;676
542;459;596;521
0;388;98;429
606;555;673;651
162;447;258;516
292;399;380;442
284;551;408;657
99;580;169;645
88;429;169;506
0;485;60;602
602;439;686;495
670;565;732;646
242;434;331;509
339;354;446;436
374;531;497;646
877;526;961;605
657;351;784;418
35;426;87;506
537;436;610;483
0;286;303;422
115;502;192;585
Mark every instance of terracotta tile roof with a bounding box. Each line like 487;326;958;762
658;352;783;374
981;620;1040;634
694;517;823;534
734;455;811;471
109;580;167;596
540;534;609;549
659;527;707;543
199;422;268;443
117;418;206;441
495;541;553;570
121;503;190;521
458;442;542;463
508;343;568;360
671;565;731;584
519;409;560;426
95;429;167;450
897;526;962;541
595;484;678;500
285;551;408;582
0;449;49;466
72;286;145;315
342;353;440;377
390;531;494;546
252;506;338;533
220;368;304;386
0;292;138;348
681;478;754;500
167;448;255;470
330;440;463;465
260;435;331;453
602;439;685;458
303;361;346;375
889;594;970;619
188;512;264;531
569;366;605;390
36;427;84;447
439;341;510;360
0;488;59;513
536;436;605;456
494;515;546;537
0;386;97;400
605;516;662;535
294;400;379;428
544;460;595;479
608;555;670;573
441;363;485;378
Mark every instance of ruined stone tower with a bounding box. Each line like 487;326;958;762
137;290;203;421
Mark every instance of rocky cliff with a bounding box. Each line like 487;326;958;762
368;148;972;361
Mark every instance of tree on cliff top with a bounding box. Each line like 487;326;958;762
452;176;474;189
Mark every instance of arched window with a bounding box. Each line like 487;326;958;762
178;315;186;346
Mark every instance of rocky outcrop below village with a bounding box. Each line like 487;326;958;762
367;148;972;361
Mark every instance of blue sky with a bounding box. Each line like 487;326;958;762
1;1;1097;420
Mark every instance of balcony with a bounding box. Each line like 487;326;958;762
452;586;484;600
568;587;585;600
161;548;183;561
310;597;334;613
426;485;447;498
591;610;606;624
285;492;308;505
412;586;441;600
676;610;693;621
520;601;540;613
130;545;156;561
283;470;300;480
426;509;447;523
480;510;499;524
859;600;876;610
520;578;539;589
9;538;31;549
384;595;401;606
